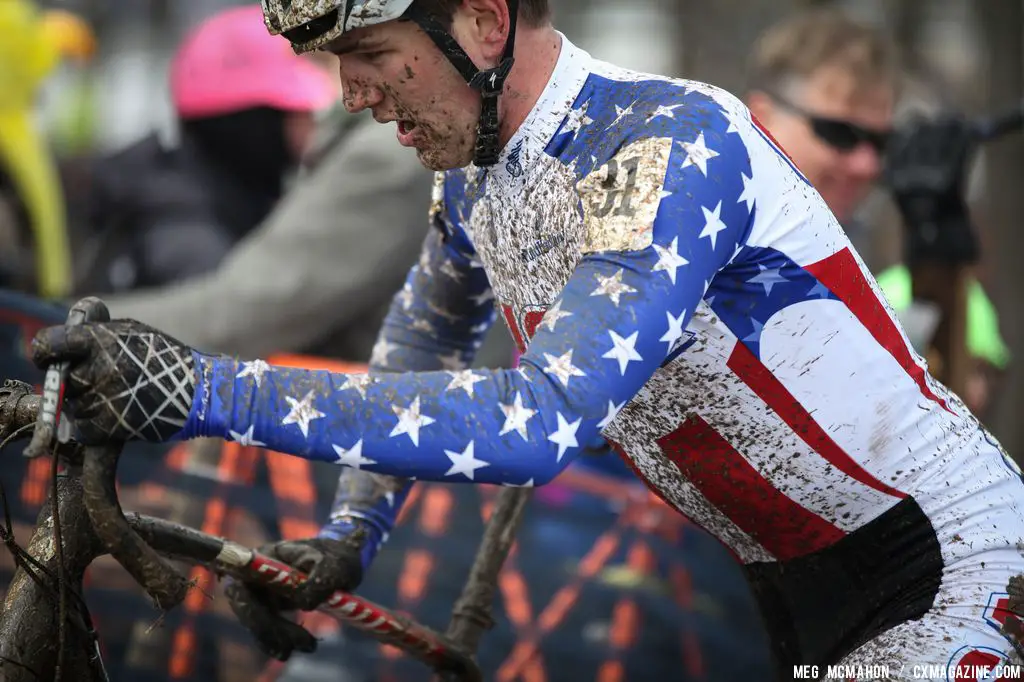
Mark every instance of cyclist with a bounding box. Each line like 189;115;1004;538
32;0;1024;679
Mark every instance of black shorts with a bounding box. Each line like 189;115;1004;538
743;496;944;680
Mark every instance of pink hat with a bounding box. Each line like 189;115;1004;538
170;4;337;119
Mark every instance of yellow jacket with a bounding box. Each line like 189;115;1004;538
0;1;94;298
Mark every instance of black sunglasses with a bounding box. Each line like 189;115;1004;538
766;92;891;155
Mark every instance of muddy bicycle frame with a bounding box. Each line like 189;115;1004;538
0;378;532;682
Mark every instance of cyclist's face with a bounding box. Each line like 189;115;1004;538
749;65;894;224
326;20;481;170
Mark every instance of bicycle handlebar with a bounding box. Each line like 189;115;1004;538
82;442;192;610
22;297;107;459
127;512;478;677
0;382;482;679
17;298;193;611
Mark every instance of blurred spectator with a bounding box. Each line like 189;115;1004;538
0;1;95;298
744;8;897;228
742;7;1009;417
65;4;336;297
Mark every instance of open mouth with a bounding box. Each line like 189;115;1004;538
398;119;418;135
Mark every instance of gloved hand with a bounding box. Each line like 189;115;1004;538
30;319;197;443
883;113;979;265
225;529;367;661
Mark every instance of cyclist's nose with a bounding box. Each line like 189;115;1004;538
340;79;383;114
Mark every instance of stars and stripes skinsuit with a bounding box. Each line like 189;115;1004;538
181;37;1024;679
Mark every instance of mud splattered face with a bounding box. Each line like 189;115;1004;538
324;20;480;170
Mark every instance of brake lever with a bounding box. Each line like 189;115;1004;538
23;297;109;459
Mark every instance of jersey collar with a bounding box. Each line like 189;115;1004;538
479;33;591;189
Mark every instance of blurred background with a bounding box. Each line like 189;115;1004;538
0;0;1021;681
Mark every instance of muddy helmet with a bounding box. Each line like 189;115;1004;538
260;0;519;167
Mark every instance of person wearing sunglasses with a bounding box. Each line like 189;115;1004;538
744;8;1010;423
743;8;896;229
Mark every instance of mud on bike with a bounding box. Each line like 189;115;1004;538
0;297;534;682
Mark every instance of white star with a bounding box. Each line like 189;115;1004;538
590;269;637;307
807;281;831;299
439;258;463;281
411;318;434;334
471;289;495;307
658;188;674;201
228;425;265;447
646;103;684;122
726;117;740;135
561;101;594;136
446;369;486;397
748;264;788;296
499;392;537;440
417;251;434;277
660;309;688;354
677;131;719;177
597;400;626;430
699;201;729;251
427;301;460;323
332;439;376;469
612;102;635;126
236;360;272;388
542;349;587;388
602;330;644;375
547;412;582;461
539;299;573;333
744;319;765;343
652;237;689;284
282;391;325;438
438;350;466;371
443;441;489;480
370;339;399;367
470;320;491;335
730;242;744;264
389;396;436;447
340;374;375;399
397;283;414;310
737;172;755;213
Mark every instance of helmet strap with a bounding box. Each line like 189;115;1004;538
405;0;519;167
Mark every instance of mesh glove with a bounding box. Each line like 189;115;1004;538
30;319;197;444
225;529;366;661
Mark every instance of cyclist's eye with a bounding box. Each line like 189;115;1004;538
362;50;387;62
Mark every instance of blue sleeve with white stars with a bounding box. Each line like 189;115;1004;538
180;109;753;488
320;210;499;568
